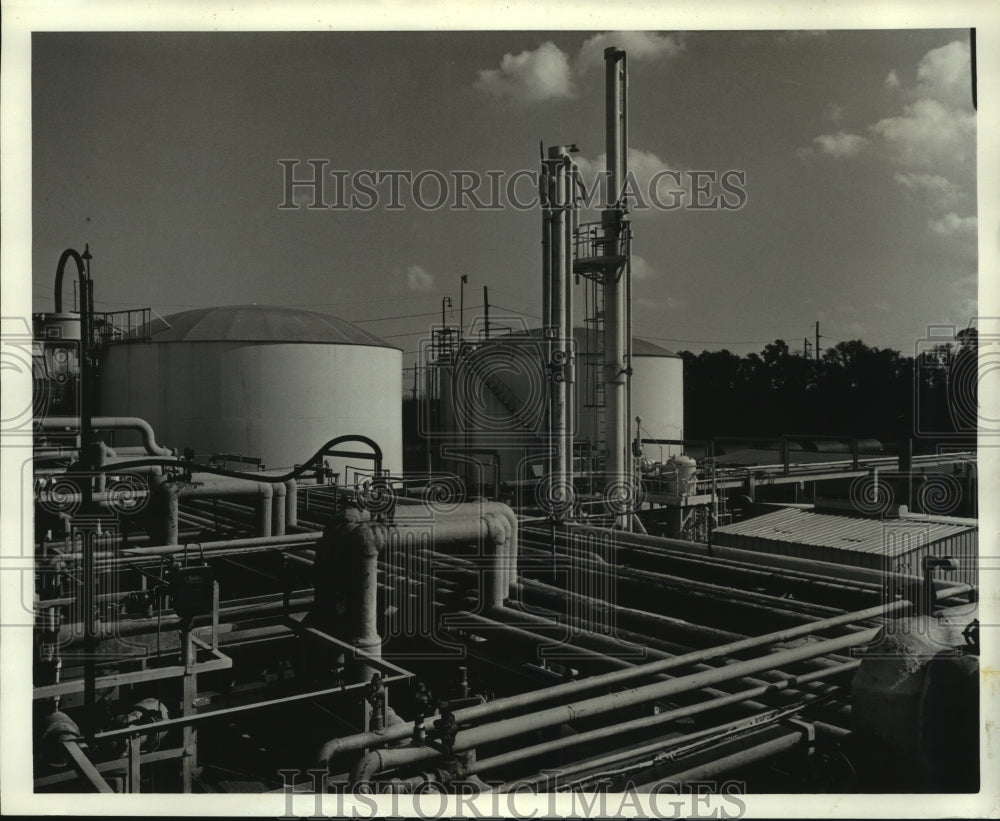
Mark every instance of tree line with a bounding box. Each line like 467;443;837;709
676;329;978;451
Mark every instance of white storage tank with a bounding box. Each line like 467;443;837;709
99;305;403;479
442;328;683;481
630;337;684;460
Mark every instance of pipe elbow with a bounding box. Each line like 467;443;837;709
349;749;385;789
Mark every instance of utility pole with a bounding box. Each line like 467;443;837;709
815;321;820;362
804;338;811;359
483;285;490;339
460;274;467;340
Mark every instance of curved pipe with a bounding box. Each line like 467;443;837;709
314;502;517;683
349;745;440;790
84;433;384;483
54;248;86;315
152;474;274;545
40;416;175;457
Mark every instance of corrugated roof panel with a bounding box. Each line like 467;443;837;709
715;507;975;558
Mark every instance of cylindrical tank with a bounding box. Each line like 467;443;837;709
630;338;684;460
439;329;683;484
98;305;403;480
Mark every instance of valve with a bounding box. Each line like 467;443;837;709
433;707;458;755
412;680;433;744
365;673;386;732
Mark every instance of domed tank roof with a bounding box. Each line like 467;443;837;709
141;305;399;349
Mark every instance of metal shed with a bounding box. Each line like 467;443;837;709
713;507;978;587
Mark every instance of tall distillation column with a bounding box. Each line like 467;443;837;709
541;146;578;495
602;46;632;522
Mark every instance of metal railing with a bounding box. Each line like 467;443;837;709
93;308;152;345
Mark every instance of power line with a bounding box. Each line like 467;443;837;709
354;305;484;324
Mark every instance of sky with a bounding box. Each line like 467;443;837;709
25;28;983;371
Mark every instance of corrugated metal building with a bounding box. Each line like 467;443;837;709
713;507;978;587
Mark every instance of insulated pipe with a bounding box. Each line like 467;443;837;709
315;599;901;765
39;416;175;457
484;605;851;712
472;660;859;777
633;726;806;788
339;628;875;781
285;478;298;529
445;627;871;751
318;503;517;680
152;474;274;545
271;481;287;537
395;500;519;594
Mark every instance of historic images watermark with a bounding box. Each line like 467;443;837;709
277;770;748;819
277;160;748;212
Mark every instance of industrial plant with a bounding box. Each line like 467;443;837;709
25;45;980;801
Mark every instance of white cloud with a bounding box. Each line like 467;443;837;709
893;172;961;207
871;97;975;170
802;39;975;188
476;33;685;104
405;264;435;291
894;172;957;195
574;147;678;211
813;131;868;158
578;31;684;69
915;40;972;107
631;254;657;281
474;42;574;102
928;213;977;237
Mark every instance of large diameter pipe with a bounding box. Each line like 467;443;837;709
39;416;175;457
315;599;900;765
317;503;517;681
152;474;274;545
395;500;519;596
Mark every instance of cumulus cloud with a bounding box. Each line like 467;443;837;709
871;97;975;170
813;131;868;158
801;38;974;183
475;32;684;103
474;41;574;102
928;213;977;237
574;147;679;212
405;264;435;291
915;40;972;107
577;31;684;69
631;254;658;281
893;172;961;207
